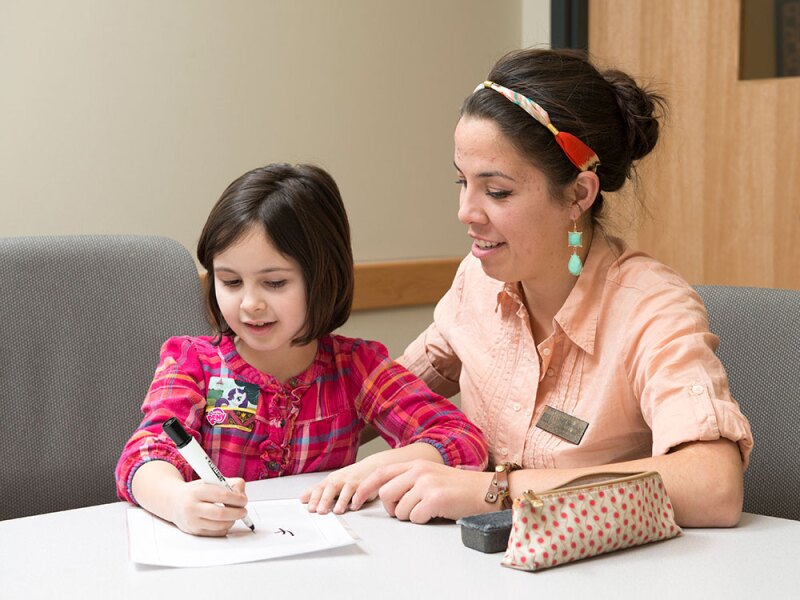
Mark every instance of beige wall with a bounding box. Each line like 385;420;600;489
0;0;543;460
0;0;522;263
343;0;551;358
1;0;544;359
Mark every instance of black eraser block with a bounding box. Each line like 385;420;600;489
457;509;513;553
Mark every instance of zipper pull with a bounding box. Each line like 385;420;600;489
522;490;544;509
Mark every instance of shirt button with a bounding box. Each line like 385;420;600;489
512;403;521;412
690;384;705;395
542;348;552;356
501;447;509;456
546;368;555;377
524;409;532;417
267;461;279;471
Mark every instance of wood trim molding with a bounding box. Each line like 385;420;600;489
352;258;461;311
198;257;462;312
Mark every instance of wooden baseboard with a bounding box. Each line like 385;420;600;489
199;257;462;312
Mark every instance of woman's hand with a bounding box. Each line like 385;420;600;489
355;460;495;523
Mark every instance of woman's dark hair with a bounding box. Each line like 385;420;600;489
197;163;353;345
462;48;666;219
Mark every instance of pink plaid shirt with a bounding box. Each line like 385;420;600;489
116;334;488;504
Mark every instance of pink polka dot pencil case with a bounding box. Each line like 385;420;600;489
502;471;681;571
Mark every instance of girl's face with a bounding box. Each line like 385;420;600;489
454;116;574;287
213;225;311;376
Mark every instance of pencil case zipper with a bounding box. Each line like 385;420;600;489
521;471;658;508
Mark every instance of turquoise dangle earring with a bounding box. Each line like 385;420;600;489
567;221;583;276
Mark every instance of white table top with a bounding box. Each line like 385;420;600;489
2;472;799;599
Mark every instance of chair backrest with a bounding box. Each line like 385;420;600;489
0;235;211;520
695;285;800;521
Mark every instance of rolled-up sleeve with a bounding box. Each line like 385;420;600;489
625;283;754;468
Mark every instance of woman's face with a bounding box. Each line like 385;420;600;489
454;116;573;286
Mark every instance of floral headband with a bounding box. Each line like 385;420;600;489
473;80;600;172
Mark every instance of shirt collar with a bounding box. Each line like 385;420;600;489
218;334;329;389
496;282;529;320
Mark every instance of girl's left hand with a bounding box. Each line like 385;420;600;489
300;460;378;515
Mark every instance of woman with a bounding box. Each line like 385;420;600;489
350;48;753;527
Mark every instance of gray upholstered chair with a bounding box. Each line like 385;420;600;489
695;285;800;521
0;235;210;520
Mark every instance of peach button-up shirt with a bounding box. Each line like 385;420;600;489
400;234;753;471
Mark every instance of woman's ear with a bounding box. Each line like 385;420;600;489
569;171;600;221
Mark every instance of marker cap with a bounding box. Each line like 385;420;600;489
162;417;192;449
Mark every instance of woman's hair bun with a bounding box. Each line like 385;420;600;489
602;69;666;162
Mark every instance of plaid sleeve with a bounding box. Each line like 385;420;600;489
352;340;488;469
114;336;208;504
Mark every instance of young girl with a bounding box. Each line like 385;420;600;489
115;163;487;536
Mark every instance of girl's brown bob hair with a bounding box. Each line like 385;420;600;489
197;163;354;345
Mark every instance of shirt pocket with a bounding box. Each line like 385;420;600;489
290;409;361;472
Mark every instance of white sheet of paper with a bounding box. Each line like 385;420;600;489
126;499;356;567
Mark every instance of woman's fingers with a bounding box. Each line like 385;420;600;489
375;463;428;517
388;480;425;522
352;462;416;510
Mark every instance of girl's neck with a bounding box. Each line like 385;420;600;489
234;337;319;384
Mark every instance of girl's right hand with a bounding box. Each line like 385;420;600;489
168;477;250;537
131;461;249;537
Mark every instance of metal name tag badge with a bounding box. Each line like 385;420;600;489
535;406;589;445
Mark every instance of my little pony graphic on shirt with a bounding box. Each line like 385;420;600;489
205;377;260;432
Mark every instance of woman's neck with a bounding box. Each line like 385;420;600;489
521;225;593;345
